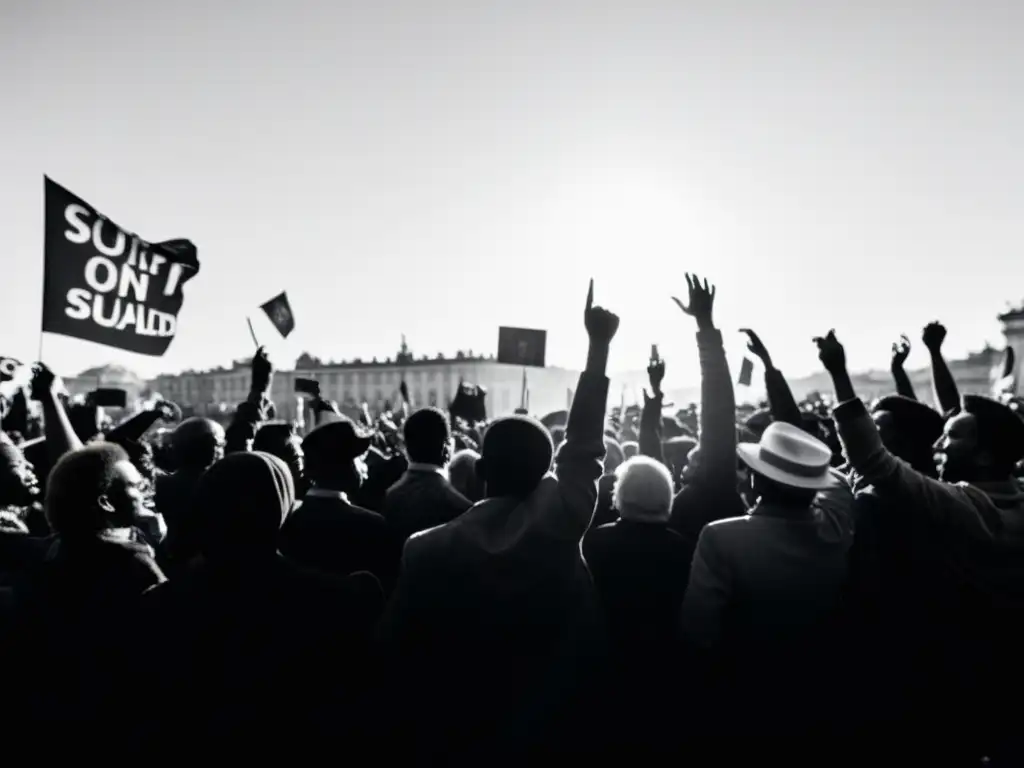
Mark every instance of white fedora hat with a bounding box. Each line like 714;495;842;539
736;421;836;490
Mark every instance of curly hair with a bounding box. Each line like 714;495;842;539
46;443;131;536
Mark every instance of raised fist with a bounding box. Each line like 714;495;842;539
29;363;57;402
813;330;846;373
584;279;620;343
154;400;182;422
922;322;946;353
891;334;911;367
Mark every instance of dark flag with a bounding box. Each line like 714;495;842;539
992;346;1017;398
0;357;22;382
738;357;754;387
497;327;547;367
42;177;199;356
260;292;295;339
450;382;487;424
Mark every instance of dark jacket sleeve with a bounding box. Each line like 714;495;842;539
695;329;736;485
765;367;802;428
106;410;162;445
833;398;999;540
639;392;666;464
554;371;610;539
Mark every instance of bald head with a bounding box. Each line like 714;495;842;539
173;417;225;470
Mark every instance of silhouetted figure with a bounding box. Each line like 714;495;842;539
142;451;383;753
383;407;471;540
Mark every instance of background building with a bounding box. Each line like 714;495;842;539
57;305;1021;430
293;342;579;422
63;364;148;403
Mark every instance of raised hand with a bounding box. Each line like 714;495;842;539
739;328;772;368
922;322;946;353
647;356;665;394
584;278;620;343
891;334;911;367
29;363;57;402
154;400;182;422
672;273;716;330
251;346;273;391
813;330;846;373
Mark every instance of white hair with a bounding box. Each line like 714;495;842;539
612;455;674;523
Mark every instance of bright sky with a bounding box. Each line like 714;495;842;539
2;1;1022;388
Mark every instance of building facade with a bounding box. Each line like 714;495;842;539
147;346;582;426
63;364;149;403
134;305;1024;428
293;348;580;421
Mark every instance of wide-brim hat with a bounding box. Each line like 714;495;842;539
736;421;837;490
303;415;373;459
872;395;944;445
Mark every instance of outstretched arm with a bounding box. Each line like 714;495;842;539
923;322;959;413
554;279;617;537
107;401;181;445
741;328;802;428
816;330;981;536
674;275;735;486
638;354;666;463
890;335;918;400
31;364;83;465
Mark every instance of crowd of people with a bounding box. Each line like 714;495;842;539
2;274;1023;765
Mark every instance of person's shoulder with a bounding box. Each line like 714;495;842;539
402;515;459;557
440;478;472;508
386;471;416;496
348;501;387;522
702;514;757;539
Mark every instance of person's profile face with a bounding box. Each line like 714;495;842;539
872;410;896;450
0;446;39;506
110;460;152;525
681;446;702;484
935;412;979;482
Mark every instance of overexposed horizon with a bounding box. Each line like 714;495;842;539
2;1;1022;388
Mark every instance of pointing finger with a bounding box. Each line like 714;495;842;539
586;279;594;312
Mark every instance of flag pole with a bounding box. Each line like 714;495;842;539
38;176;47;364
246;317;260;348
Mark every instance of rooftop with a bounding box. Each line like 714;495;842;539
998;304;1024;322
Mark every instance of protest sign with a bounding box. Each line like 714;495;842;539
737;357;754;387
497;326;547;367
42;177;200;356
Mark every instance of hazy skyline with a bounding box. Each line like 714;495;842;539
3;1;1023;388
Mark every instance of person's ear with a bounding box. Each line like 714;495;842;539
97;494;116;514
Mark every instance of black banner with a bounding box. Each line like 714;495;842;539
42;177;200;356
497;326;547;367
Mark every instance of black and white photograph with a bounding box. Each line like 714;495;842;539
1;2;1023;764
